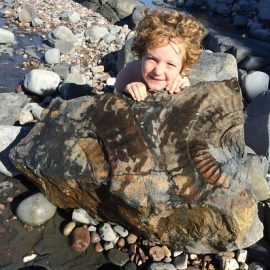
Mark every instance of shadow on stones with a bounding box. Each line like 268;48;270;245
18;267;48;270
97;263;121;270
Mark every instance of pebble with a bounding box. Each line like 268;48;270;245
162;245;172;257
23;69;60;96
106;77;116;87
248;261;266;270
242;71;269;101
95;242;103;252
63;221;76;236
113;224;129;238
173;250;183;257
220;257;239;270
117;237;125;248
19;4;37;23
31;17;43;27
0;28;15;44
70;227;90;252
90;231;100;243
72;208;98;225
173;253;188;270
124;261;137;270
85;25;109;42
236;249;247;263
104;241;114;250
149;246;165;262
45;48;60;64
23;253;38;263
99;223;117;242
88;225;97;232
148;262;177;270
107;248;129;267
16;193;57;226
126;233;137;244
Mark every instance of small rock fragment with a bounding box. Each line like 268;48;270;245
126;233;137;244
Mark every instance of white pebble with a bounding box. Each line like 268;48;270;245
113;225;128;237
104;241;114;250
99;223;117;242
88;225;97;232
72;208;98;225
63;221;76;236
23;253;37;263
16;193;56;226
173;250;183;257
236;249;247;264
106;77;116;87
220;257;239;270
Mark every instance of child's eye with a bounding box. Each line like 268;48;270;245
168;63;177;67
146;56;156;61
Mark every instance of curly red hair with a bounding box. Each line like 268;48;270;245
132;9;205;71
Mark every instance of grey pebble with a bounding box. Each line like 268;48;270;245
107;248;129;266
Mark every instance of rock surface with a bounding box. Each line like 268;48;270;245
10;79;268;253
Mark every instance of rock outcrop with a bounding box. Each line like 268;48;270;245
10;79;269;253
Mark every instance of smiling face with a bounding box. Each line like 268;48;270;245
141;43;185;91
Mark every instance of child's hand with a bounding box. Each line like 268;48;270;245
125;82;148;101
166;75;190;94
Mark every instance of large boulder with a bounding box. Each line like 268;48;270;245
10;79;269;253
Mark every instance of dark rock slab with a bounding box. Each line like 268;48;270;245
10;80;269;253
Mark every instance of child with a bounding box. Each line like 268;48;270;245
115;9;205;101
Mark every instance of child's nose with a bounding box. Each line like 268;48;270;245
153;63;165;75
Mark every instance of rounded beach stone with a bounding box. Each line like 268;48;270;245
72;208;98;225
45;48;60;64
63;221;76;236
149;246;165;262
242;71;269;101
95;242;103;252
162;246;172;257
126;233;137;244
23;69;60;96
113;225;128;237
16;193;57;226
220;257;239;270
173;253;188;270
117;237;125;248
124;261;137;270
90;231;100;243
147;262;176;270
107;248;129;267
0;28;15;44
99;223;117;242
70;227;90;252
236;249;247;263
85;26;109;43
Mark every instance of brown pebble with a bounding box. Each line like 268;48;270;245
6;197;13;203
138;247;147;263
70;227;90;252
0;225;6;234
126;233;137;244
208;263;215;270
149;246;165;261
95;242;103;252
90;231;101;244
129;244;137;254
0;204;5;210
117;238;125;248
161;245;171;257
